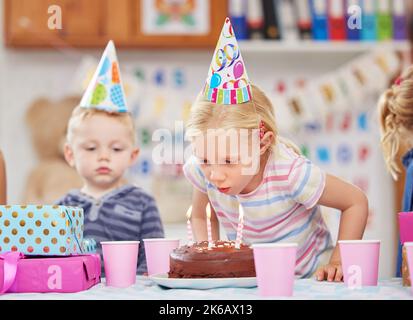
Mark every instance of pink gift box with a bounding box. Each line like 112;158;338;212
0;253;101;294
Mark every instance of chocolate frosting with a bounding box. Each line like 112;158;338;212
168;241;256;278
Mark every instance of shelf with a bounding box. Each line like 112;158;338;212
239;40;411;54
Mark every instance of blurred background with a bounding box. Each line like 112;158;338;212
1;0;413;279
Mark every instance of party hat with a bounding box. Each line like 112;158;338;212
80;40;128;113
202;17;252;105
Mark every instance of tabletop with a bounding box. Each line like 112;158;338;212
0;277;412;300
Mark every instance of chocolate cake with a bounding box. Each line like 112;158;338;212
168;240;256;278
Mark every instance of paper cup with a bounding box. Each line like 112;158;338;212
405;242;413;294
339;240;380;287
252;243;297;297
143;238;180;276
101;241;140;288
398;212;413;244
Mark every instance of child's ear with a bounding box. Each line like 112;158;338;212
63;143;75;167
130;147;140;165
260;132;274;155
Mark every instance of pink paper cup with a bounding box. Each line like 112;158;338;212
101;241;140;288
339;240;380;287
252;243;297;297
398;212;413;244
405;242;413;295
143;238;180;276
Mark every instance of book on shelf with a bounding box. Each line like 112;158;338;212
248;0;265;39
278;0;299;41
346;0;361;41
310;0;329;40
262;0;282;40
392;0;407;40
227;0;410;43
294;0;313;39
361;0;377;40
229;0;249;40
328;0;346;41
376;0;393;41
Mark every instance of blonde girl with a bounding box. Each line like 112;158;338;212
184;84;369;281
378;65;413;277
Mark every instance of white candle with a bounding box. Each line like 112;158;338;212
206;203;213;249
186;206;194;245
235;203;245;249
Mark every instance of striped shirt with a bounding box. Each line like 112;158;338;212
56;184;164;275
183;142;333;278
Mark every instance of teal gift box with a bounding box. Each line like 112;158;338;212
0;205;84;256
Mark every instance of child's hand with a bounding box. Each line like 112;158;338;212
315;261;343;282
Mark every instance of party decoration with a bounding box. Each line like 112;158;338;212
337;144;353;164
359;145;370;163
317;146;331;164
202;17;252;105
80;40;128;113
358;112;368;131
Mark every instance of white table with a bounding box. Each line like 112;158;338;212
0;277;412;300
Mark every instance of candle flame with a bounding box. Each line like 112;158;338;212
206;203;211;219
186;205;192;219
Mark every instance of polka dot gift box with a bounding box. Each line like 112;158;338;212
0;205;84;256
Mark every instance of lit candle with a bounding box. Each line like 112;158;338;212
206;203;213;249
186;206;194;245
235;203;244;249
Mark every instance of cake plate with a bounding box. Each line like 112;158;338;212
149;273;257;290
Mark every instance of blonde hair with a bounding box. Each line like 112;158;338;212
186;84;301;155
379;66;413;180
66;106;137;146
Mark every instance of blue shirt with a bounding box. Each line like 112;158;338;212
56;184;165;275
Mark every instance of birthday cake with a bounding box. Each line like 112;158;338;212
168;241;256;278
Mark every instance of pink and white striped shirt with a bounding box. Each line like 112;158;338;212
183;142;333;278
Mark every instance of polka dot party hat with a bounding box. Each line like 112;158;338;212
202;17;252;105
80;40;128;113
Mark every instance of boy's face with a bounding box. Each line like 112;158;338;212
64;114;139;189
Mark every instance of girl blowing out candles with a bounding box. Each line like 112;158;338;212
183;18;369;281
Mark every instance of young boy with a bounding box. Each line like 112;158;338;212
56;41;164;275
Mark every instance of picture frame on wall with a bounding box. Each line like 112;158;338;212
135;0;228;48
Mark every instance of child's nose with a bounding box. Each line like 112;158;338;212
209;169;225;182
98;149;110;161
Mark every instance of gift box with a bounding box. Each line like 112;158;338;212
0;205;84;256
402;246;411;287
0;252;101;293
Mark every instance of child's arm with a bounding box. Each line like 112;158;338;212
315;174;369;282
0;151;6;204
191;188;220;241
